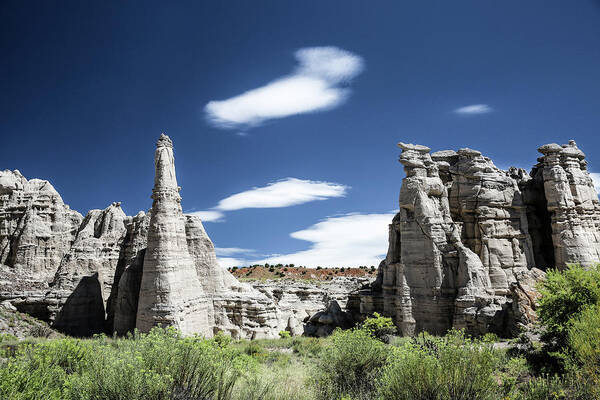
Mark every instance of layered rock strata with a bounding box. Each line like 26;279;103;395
135;135;211;336
535;141;600;268
250;277;370;336
362;140;600;337
0;135;287;338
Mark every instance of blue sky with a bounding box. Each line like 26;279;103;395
2;1;600;268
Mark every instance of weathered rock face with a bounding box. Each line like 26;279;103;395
251;277;371;336
135;134;211;336
0;170;82;283
50;203;127;336
0;134;302;339
362;140;600;337
535;141;600;268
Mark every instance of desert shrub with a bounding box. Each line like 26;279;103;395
0;333;18;344
510;375;568;400
0;327;250;400
27;324;54;338
244;341;267;358
292;337;322;358
314;328;387;400
360;312;396;341
68;328;242;400
278;330;291;339
0;337;93;400
507;374;594;400
378;330;502;400
213;331;233;348
567;303;600;396
537;264;600;349
498;356;531;397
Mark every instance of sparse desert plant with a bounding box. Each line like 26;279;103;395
292;337;322;358
378;330;502;400
314;327;387;400
361;312;396;341
567;303;600;396
27;324;54;338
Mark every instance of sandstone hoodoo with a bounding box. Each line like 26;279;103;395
135;134;211;335
361;140;600;337
2;134;366;338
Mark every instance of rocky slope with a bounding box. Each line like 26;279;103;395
361;140;600;337
250;277;371;336
0;135;366;339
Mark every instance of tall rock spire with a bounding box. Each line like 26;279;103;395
136;134;211;335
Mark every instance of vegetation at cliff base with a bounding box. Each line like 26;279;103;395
2;266;600;400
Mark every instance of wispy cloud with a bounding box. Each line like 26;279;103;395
454;104;492;115
591;173;600;195
214;247;255;257
191;178;349;222
188;210;224;222
205;46;364;130
255;212;395;268
216;178;348;210
218;257;247;270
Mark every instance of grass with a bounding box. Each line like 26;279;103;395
0;325;597;400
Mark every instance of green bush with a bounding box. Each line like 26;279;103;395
314;328;387;400
378;330;502;400
278;331;291;339
291;337;322;358
360;312;396;341
568;303;600;396
537;263;600;350
244;341;267;359
0;327;250;400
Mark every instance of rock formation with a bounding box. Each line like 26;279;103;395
362;140;600;337
2;134;354;339
535;141;600;268
135;134;211;336
3;135;599;339
251;277;369;336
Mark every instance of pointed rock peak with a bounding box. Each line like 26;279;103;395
157;133;173;149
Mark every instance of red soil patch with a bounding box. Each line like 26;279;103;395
229;265;377;281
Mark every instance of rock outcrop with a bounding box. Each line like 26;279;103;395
535;141;600;268
135;134;211;336
250;277;370;336
362;140;600;337
1;134;341;339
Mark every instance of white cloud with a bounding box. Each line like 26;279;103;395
193;178;348;222
591;173;600;195
215;247;254;257
216;178;348;211
218;257;246;269
188;210;224;222
454;104;492;115
205;46;364;130
256;212;395;268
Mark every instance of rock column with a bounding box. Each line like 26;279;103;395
136;134;211;336
537;141;600;268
